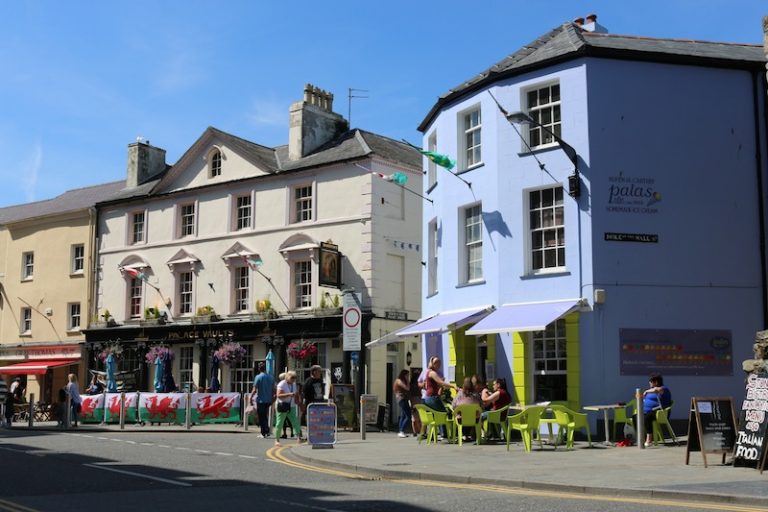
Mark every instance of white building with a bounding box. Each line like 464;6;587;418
86;85;422;418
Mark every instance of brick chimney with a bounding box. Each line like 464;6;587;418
288;84;349;160
126;139;166;188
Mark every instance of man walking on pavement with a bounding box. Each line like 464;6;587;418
303;365;326;406
251;362;275;438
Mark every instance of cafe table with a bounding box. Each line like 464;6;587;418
583;404;627;445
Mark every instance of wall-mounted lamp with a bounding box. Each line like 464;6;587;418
504;111;581;198
406;351;413;366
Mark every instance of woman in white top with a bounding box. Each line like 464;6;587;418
65;373;82;427
273;371;302;446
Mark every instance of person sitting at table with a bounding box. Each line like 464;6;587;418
452;377;482;441
481;378;512;420
642;373;672;447
472;375;491;410
86;374;104;395
423;357;456;440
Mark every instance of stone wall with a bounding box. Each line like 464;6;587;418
743;330;768;374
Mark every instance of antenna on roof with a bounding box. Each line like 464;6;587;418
136;136;144;143
348;87;369;127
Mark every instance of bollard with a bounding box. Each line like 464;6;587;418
65;393;71;430
360;396;366;441
119;392;126;430
243;392;248;431
28;393;34;428
185;391;191;430
636;388;644;450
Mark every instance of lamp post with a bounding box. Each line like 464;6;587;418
504;111;581;198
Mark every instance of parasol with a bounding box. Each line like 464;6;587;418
209;354;220;392
162;355;176;392
265;349;274;377
154;356;163;392
106;353;118;393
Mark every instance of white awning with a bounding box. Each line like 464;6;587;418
396;305;495;337
466;299;583;335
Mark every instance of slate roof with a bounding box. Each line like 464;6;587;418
418;22;765;131
0;181;125;224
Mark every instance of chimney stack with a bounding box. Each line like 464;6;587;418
288;84;349;160
126;140;166;188
577;13;608;33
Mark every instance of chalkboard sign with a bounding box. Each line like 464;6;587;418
733;372;768;472
307;402;337;447
332;384;355;430
685;397;737;468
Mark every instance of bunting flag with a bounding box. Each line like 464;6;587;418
371;170;408;185
122;267;148;282
401;139;456;170
241;254;263;271
387;238;421;253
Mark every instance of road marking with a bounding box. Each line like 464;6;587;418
238;455;257;459
269;448;768;512
214;452;233;456
83;463;192;487
157;444;171;448
140;442;154;446
268;497;347;512
174;446;190;451
195;449;211;454
0;497;40;512
266;446;375;480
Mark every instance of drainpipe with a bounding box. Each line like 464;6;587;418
752;71;768;328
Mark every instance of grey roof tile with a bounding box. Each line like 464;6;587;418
0;181;126;224
419;22;764;131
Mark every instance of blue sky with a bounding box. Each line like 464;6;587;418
0;1;764;207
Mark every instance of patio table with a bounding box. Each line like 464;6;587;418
583;404;626;445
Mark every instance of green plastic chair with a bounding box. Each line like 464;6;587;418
428;409;454;444
612;399;637;440
453;404;483;446
482;405;510;441
551;405;592;449
413;404;434;444
506;406;545;452
652;404;678;446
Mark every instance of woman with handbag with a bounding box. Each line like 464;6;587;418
274;371;302;446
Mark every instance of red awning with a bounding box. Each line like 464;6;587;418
0;359;79;375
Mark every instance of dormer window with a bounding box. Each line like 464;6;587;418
210;149;222;178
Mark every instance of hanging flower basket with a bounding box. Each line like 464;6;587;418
98;342;123;363
288;340;318;362
145;346;175;364
214;342;247;367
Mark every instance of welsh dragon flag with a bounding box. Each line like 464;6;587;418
103;393;139;423
79;394;104;424
139;393;187;425
190;392;241;424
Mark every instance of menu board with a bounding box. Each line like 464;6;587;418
685;397;737;467
733;372;768;472
307;403;337;446
332;384;355;430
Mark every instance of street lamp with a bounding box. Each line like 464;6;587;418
505;111;581;198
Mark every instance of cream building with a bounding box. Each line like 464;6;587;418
87;85;422;422
0;182;123;403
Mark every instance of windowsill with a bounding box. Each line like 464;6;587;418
517;142;560;157
456;279;486;289
66;328;81;335
21;277;33;282
19;333;31;338
457;162;484;175
70;272;84;278
426;291;439;299
520;270;571;280
130;241;147;246
426;181;438;195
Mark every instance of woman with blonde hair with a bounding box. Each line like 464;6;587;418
65;373;82;427
274;371;302;446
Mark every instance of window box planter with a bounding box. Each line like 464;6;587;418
192;314;220;324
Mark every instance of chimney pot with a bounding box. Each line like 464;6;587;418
573;17;585;26
586;13;597;23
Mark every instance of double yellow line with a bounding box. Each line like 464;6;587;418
267;446;768;512
0;498;39;512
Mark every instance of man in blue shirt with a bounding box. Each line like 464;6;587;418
251;362;275;438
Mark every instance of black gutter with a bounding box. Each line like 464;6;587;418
752;69;768;328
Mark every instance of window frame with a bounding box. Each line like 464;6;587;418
21;251;34;280
426;131;438;191
130;210;146;245
291;183;314;224
234;193;253;231
458;105;482;170
128;277;143;319
178;345;195;392
178;202;197;238
71;244;85;275
21;307;32;334
177;271;194;316
522;81;561;151
427;218;438;296
233;265;250;314
530;319;568;402
293;259;313;309
527;186;566;274
459;203;483;284
68;302;81;331
209;148;222;178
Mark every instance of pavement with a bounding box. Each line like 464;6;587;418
5;421;768;507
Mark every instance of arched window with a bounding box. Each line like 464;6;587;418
210;149;222;178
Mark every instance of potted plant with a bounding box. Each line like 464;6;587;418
194;305;219;323
287;339;318;366
214;342;247;367
98;341;123;363
255;298;278;319
315;293;342;316
141;307;166;325
93;309;117;328
145;345;174;364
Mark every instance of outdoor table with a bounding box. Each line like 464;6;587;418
583;404;626;445
34;403;53;421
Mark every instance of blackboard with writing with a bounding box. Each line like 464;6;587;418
685;397;737;467
733;372;768;472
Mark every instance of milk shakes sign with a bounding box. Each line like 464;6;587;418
607;173;662;214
